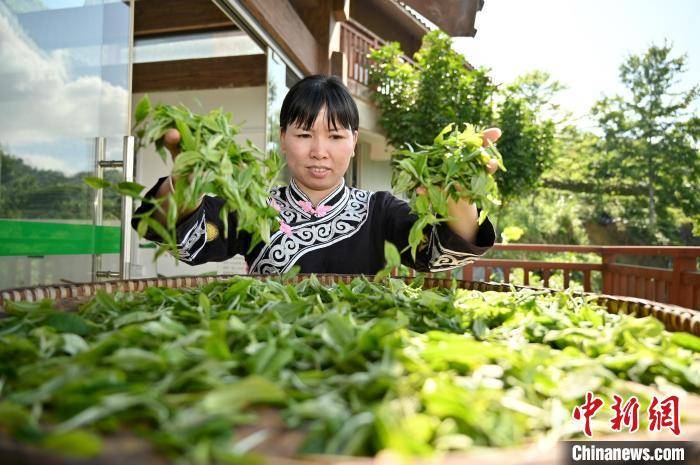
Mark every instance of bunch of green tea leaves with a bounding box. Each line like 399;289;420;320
1;277;698;464
86;96;283;257
391;123;506;258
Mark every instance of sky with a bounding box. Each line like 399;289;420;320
0;0;130;175
452;0;700;129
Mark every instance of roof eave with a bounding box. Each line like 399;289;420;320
397;0;484;37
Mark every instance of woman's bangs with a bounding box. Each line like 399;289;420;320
281;75;359;133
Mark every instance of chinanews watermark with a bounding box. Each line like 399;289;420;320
562;392;698;464
562;441;697;464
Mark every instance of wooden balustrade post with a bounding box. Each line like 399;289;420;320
670;255;696;308
330;51;347;85
583;270;591;292
602;252;616;295
462;264;473;281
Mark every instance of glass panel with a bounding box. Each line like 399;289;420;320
0;0;131;289
134;29;263;63
266;49;287;155
266;48;298;183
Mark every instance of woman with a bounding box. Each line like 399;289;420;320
134;75;499;274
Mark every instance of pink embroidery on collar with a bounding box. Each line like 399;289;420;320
297;199;332;217
314;204;332;217
279;220;293;237
297;200;315;214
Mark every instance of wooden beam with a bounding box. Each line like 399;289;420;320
135;0;236;37
240;0;318;75
133;55;266;92
332;0;350;21
351;1;423;57
289;0;332;74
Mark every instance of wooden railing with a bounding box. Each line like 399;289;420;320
462;244;700;310
338;19;414;98
340;20;379;90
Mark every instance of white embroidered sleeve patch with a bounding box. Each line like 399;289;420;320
169;213;208;263
427;225;479;272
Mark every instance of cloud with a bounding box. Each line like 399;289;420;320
0;3;128;146
19;153;82;176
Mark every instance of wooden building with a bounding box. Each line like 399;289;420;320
0;0;483;286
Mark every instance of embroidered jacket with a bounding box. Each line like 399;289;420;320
133;177;496;274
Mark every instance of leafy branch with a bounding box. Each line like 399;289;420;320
86;96;283;258
391;123;506;259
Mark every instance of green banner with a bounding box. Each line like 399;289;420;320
0;220;121;256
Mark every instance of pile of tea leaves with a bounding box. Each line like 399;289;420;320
1;276;699;464
391;123;506;258
86;96;283;257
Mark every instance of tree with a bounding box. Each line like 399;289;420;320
368;31;495;148
368;31;558;216
506;70;569;126
495;72;557;202
592;41;700;243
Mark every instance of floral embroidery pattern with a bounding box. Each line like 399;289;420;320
279;220;293;237
297;200;332;217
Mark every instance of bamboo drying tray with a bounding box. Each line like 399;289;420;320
2;274;699;336
1;274;699;465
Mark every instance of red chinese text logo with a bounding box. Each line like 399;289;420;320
572;391;604;437
572;393;680;437
648;395;680;436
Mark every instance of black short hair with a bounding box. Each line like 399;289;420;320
280;75;359;133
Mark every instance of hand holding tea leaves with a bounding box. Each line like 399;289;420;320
85;96;283;258
417;127;502;243
392;123;506;259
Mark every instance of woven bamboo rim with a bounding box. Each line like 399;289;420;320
1;274;699;336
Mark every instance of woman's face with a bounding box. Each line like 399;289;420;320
280;106;358;199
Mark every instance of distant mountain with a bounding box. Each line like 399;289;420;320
0;148;121;220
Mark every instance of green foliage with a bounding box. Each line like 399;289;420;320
505;70;568;121
412;32;495;143
368;30;496;148
374;241;402;282
391;123;505;258
540;126;603;190
495;96;556;200
369;31;558;207
114;97;284;257
500;225;524;244
1;276;698;462
491;72;559;203
591;41;700;244
498;189;593;247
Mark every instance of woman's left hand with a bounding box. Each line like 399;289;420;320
415;127;503;243
481;127;502;175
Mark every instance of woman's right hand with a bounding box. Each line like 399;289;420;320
155;128;181;199
154;128;203;223
162;128;182;159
